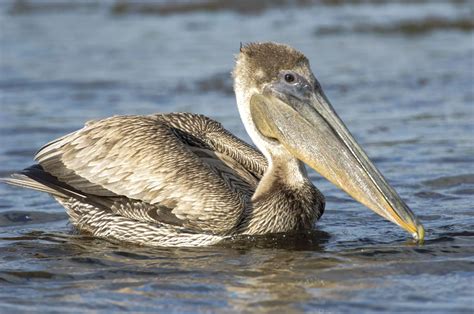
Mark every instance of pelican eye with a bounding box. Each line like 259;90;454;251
284;73;295;83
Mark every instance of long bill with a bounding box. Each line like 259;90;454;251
250;92;425;241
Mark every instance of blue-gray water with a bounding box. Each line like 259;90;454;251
0;1;473;312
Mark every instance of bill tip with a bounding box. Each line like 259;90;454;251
412;222;425;242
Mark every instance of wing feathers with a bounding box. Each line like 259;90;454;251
34;113;266;234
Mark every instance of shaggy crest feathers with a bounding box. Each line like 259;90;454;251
234;42;309;89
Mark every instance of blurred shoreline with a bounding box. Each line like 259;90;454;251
5;0;472;16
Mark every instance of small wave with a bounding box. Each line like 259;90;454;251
0;271;57;284
110;0;314;16
224;230;331;250
432;157;474;164
0;211;68;227
0;79;122;91
414;191;450;200
452;188;474;195
324;195;353;203
316;16;473;36
69;256;113;266
194;72;233;95
443;231;474;237
366;138;420;147
0;126;72;136
174;72;233;95
3;149;37;157
422;174;474;188
8;0;99;14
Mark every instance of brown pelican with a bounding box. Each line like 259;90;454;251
2;42;424;247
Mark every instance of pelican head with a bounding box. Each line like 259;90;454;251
233;42;424;240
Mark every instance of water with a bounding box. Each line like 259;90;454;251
0;0;473;312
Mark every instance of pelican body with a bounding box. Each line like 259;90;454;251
3;43;424;247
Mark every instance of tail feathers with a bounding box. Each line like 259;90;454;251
1;164;86;200
1;174;67;198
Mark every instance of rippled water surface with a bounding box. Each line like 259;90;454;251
0;1;473;312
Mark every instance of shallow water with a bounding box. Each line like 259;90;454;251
0;0;473;312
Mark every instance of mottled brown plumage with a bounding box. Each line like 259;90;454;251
36;113;265;235
2;42;424;246
4;109;324;246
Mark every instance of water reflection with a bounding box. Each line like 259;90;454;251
0;217;473;312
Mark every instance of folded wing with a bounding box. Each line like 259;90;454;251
35;113;267;234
